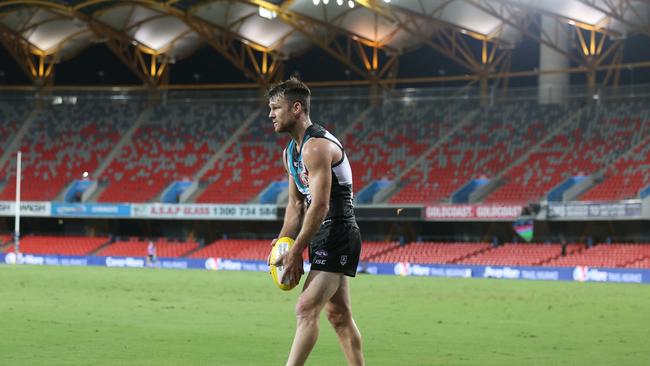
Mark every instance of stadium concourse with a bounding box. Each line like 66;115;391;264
0;85;649;282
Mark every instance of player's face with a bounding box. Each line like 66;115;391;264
269;96;294;133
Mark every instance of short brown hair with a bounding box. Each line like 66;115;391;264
267;77;311;115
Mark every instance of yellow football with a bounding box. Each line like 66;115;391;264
269;237;298;291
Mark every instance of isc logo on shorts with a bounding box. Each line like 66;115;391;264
314;259;327;265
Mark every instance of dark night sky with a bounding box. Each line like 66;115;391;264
0;32;648;88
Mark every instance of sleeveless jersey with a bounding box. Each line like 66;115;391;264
285;124;355;223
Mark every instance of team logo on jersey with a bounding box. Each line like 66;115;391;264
299;171;309;186
340;255;348;266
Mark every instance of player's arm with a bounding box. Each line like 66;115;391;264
269;149;305;263
279;168;305;239
280;139;334;285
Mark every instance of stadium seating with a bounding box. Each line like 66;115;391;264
458;243;584;266
0;100;29;158
96;238;198;257
1;95;649;207
3;232;650;270
626;256;650;268
544;243;650;268
1;101;140;201
195;115;288;203
189;239;268;260
485;101;650;203
360;241;400;261
390;103;567;203
580;137;650;201
189;239;309;260
197;99;365;203
368;242;491;264
99;102;252;203
346;101;461;196
310;97;367;136
3;235;109;256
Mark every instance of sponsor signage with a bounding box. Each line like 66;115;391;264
51;203;131;218
86;256;207;269
391;262;473;278
204;257;272;272
572;266;644;284
424;204;522;220
2;253;87;266
481;266;561;281
548;201;642;219
1;254;648;284
0;201;51;217
131;204;277;220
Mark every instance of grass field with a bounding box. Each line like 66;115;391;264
1;265;649;366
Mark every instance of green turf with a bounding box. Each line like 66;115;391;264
0;265;648;365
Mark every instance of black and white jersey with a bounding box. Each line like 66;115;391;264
285;124;355;223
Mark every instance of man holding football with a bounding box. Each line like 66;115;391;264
268;77;365;366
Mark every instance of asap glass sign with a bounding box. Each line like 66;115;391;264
131;204;277;220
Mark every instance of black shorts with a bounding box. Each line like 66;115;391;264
310;221;361;277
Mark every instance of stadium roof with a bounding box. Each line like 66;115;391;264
0;0;648;86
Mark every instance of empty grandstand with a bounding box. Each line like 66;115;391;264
98;102;256;203
3;235;109;256
0;0;648;283
189;239;309;261
1;100;141;201
0;1;649;365
545;243;650;268
96;237;199;258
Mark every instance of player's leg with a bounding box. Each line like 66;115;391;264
325;276;364;366
286;270;343;366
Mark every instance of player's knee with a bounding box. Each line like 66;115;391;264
295;297;319;321
326;307;351;329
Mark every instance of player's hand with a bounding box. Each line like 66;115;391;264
267;238;278;266
277;249;304;288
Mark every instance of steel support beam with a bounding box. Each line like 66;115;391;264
127;0;286;87
248;0;411;89
82;18;160;87
248;0;381;83
576;0;650;37
179;16;284;87
356;0;477;72
356;0;512;99
0;25;55;86
468;0;584;65
2;0;285;88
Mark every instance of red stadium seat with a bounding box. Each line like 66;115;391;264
189;239;308;261
97;238;198;258
485;104;650;203
390;103;568;204
0;102;140;201
368;242;491;264
544;243;650;268
4;235;110;256
458;243;584;266
98;103;251;203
